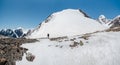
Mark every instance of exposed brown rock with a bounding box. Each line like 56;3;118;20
106;27;120;32
0;38;37;65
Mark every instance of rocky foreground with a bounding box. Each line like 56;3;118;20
0;38;37;65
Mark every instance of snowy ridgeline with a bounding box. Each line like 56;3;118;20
26;9;120;39
27;9;108;38
17;31;120;65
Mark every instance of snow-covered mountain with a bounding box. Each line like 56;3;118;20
98;15;111;26
0;29;17;38
15;9;120;65
0;27;28;38
98;15;112;28
27;9;107;38
97;15;120;28
109;15;120;28
98;15;107;24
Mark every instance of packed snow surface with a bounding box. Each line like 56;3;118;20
28;9;107;38
17;31;120;65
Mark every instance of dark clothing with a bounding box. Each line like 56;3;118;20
47;34;49;39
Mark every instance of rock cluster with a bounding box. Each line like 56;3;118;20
0;38;37;65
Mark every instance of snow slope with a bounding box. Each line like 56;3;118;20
17;31;120;65
28;9;107;38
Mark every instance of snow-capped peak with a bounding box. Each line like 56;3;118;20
98;15;107;24
99;15;106;18
109;15;120;28
115;15;120;18
16;27;29;34
17;27;23;29
98;15;112;27
27;9;107;38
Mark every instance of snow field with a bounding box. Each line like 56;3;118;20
17;31;120;65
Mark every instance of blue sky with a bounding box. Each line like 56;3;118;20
0;0;120;29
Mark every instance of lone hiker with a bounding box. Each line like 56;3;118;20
47;33;49;39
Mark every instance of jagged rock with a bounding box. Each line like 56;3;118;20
69;41;79;48
26;52;35;62
79;40;84;46
78;9;90;18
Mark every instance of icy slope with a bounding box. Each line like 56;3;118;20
17;31;120;65
28;9;107;38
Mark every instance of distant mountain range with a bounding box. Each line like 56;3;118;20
0;28;28;38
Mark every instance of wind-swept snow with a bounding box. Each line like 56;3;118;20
28;9;107;38
17;31;120;65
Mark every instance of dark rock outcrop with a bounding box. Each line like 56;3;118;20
78;9;90;18
0;38;37;65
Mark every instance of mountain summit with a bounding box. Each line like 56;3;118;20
27;9;107;38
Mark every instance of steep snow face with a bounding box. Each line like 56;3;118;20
28;9;107;38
